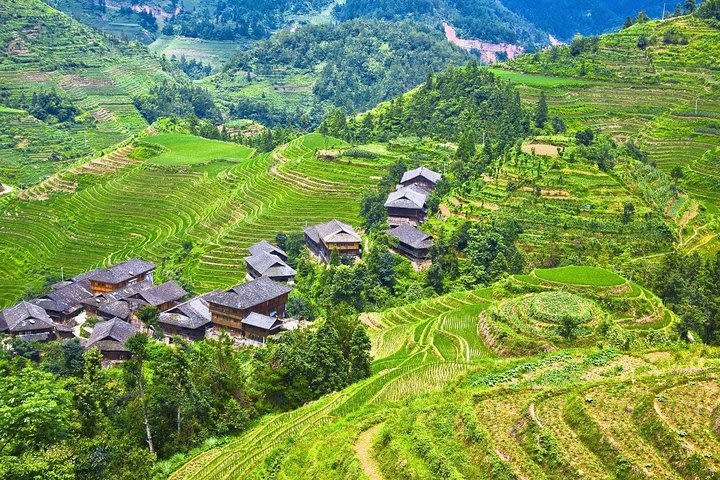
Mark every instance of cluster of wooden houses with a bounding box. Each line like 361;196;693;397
1;253;298;362
1;166;442;362
384;166;441;264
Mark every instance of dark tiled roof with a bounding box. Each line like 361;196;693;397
385;186;427;210
0;302;55;333
99;300;132;321
245;252;296;278
242;312;283;331
81;280;152;310
158;294;214;330
401;166;442;185
88;258;155;284
388;224;433;249
131;281;187;308
304;220;361;244
32;279;93;314
86;318;136;351
206;277;292;311
248;240;288;261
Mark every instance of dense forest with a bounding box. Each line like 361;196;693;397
162;0;334;40
0;322;371;479
212;19;472;126
333;0;547;46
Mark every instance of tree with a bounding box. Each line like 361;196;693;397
74;348;109;437
685;0;696;13
575;128;594;146
637;35;650;49
671;166;684;182
557;313;583;340
0;367;74;455
456;130;476;162
348;324;372;382
551;116;566;134
623;16;634;28
622;203;635;223
425;263;444;293
124;334;155;454
534;91;548;128
307;322;349;396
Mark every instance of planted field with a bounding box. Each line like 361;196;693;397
170;267;695;480
499;15;720;210
533;265;626;286
0;0;175;186
0;132;397;306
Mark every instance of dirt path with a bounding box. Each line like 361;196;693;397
355;424;384;480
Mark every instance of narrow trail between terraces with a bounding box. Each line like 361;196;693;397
355;424;384;480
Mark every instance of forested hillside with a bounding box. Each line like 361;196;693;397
0;0;178;186
333;0;548;46
205;19;472;126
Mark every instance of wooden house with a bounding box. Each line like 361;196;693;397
399;166;442;192
0;301;68;342
158;294;214;341
81;280;153;320
385;186;429;226
206;277;292;335
387;224;433;261
240;312;285;343
32;278;93;323
248;240;289;262
245;251;296;283
84;318;137;361
126;281;188;312
304;219;362;263
87;258;155;294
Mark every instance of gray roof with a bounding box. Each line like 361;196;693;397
248;240;287;261
88;258;155;284
158;294;213;330
242;312;284;331
0;302;55;333
401;166;441;185
245;251;296;278
304;220;361;244
99;300;132;320
130;281;187;308
206;277;292;311
86;318;137;351
32;279;93;314
385;186;427;210
388;224;433;249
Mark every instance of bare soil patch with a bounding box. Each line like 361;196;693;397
521;143;560;157
355;424;384;480
63;74;114;88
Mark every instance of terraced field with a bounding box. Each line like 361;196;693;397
437;138;716;262
169;266;704;480
0;0;176;186
0;133;394;306
494;15;720;256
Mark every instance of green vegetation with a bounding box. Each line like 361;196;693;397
534;265;626;286
206;19;471;126
0;0;178;187
167;268;713;480
140;134;254;165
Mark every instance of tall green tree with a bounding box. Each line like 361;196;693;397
534;90;548;128
348;324;372;382
308;322;349;396
124;334;155;455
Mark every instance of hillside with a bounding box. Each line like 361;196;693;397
498;15;720;206
204;19;472;126
0;131;416;306
169;267;720;480
0;0;178;186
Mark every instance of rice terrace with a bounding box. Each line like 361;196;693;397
1;0;720;479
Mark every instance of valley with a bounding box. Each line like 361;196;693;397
1;1;720;480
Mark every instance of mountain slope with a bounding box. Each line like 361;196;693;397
205;19;473;126
496;15;720;220
0;0;178;186
167;269;720;480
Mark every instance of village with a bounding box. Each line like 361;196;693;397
0;166;442;362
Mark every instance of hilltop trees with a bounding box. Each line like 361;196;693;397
534;91;548;128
